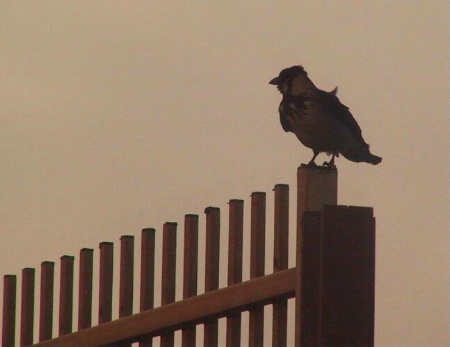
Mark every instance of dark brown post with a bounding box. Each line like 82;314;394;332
59;256;74;336
295;166;337;347
140;228;156;347
226;199;244;347
39;261;55;341
78;248;93;331
204;207;220;347
20;268;35;346
319;206;375;346
161;222;177;347
182;214;199;347
120;236;134;318
99;242;114;324
2;275;17;347
272;184;289;347
249;192;266;347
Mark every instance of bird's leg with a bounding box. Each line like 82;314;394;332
322;152;336;168
307;151;319;167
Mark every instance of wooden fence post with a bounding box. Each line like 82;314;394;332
249;192;266;347
161;222;177;347
182;214;199;347
2;275;17;347
226;199;244;347
59;256;74;336
140;228;156;347
78;249;94;331
295;166;375;346
40;261;55;341
204;207;220;347
272;184;289;347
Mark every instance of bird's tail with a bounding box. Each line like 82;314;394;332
367;154;382;165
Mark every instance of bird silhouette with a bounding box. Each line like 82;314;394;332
270;65;382;168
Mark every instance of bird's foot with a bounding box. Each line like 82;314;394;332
301;161;318;168
322;161;336;169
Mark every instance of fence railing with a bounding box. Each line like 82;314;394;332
1;166;376;347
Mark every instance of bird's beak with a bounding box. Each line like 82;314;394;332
269;76;280;85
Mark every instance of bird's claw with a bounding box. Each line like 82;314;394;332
322;161;336;169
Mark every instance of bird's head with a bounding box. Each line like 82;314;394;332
269;65;312;95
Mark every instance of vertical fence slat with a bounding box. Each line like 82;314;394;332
120;236;134;318
204;207;220;347
20;268;35;347
161;222;177;347
119;236;134;347
140;228;156;347
99;242;114;324
2;275;16;347
59;256;74;336
249;192;266;347
226;199;244;347
182;215;199;347
39;261;54;342
272;184;289;347
78;248;93;330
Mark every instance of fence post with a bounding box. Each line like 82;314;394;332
226;199;244;347
99;242;114;324
248;192;266;347
182;214;199;347
295;166;337;347
59;256;74;336
272;184;289;347
40;261;55;341
204;207;220;347
140;228;156;347
161;222;177;347
2;275;17;347
78;249;94;331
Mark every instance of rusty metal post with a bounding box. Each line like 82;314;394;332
226;199;244;347
98;242;114;324
272;184;289;347
140;228;156;347
2;275;17;347
161;222;177;347
204;207;220;347
39;261;55;341
59;256;74;336
78;249;94;331
295;166;337;347
182;214;199;347
249;192;266;347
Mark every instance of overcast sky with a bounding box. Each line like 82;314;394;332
1;2;448;346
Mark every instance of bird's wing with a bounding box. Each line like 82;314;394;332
317;89;368;145
278;103;293;132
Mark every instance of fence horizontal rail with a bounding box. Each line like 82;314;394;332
33;268;296;347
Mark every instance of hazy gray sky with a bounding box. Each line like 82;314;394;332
1;2;448;346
